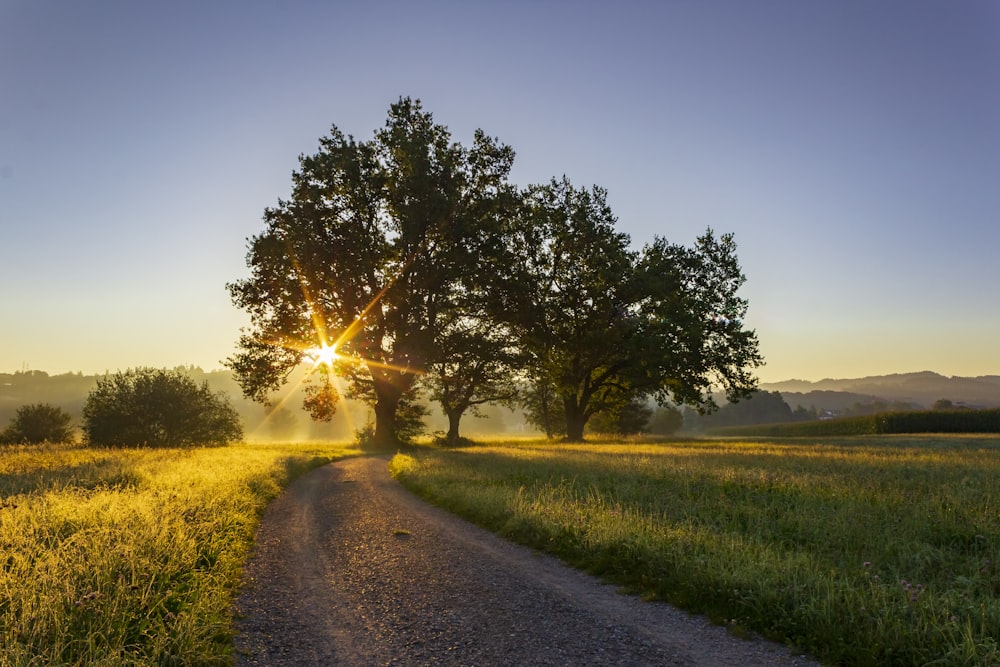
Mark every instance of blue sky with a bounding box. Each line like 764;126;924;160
2;1;998;383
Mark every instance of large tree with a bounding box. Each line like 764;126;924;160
226;98;515;447
504;177;762;441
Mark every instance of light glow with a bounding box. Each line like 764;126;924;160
309;342;340;369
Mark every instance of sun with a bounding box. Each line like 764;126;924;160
309;342;340;369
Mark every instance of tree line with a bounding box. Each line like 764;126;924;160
227;98;763;446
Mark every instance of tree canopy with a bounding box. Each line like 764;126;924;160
227;98;516;447
499;177;762;440
0;403;74;444
82;368;243;447
228;98;763;444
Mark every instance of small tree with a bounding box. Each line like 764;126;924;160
82;368;243;447
1;403;74;444
424;318;521;444
648;405;684;436
587;399;653;436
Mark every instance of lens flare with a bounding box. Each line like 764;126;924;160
309;342;340;369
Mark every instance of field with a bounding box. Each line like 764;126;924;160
391;436;1000;666
0;441;358;666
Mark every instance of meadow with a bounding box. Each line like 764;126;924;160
0;441;358;666
391;436;1000;666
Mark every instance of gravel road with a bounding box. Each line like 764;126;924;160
232;457;819;666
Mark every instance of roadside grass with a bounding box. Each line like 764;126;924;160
390;436;1000;666
0;441;358;666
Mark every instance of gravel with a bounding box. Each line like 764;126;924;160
232;456;820;666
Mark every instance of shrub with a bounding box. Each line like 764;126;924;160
587;400;653;436
0;403;74;444
82;368;243;447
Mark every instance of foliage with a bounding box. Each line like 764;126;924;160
0;367;366;443
82;368;243;447
0;402;74;444
499;177;762;441
227;97;516;448
229;100;762;446
694;390;793;429
0;441;358;665
424;309;522;444
647;405;684;436
586;399;652;436
392;436;1000;666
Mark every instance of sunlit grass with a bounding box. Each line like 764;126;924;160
0;441;358;665
390;436;1000;666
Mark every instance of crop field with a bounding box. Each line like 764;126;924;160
391;436;1000;666
0;441;358;666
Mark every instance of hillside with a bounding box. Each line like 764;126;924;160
762;371;1000;411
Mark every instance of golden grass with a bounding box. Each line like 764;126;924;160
0;441;358;665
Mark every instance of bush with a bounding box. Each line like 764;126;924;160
587;400;653;436
0;403;74;444
82;368;243;447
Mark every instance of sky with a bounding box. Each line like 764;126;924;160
2;0;998;384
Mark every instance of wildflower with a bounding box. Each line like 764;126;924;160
863;561;872;568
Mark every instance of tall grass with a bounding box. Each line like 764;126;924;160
390;436;1000;666
0;441;358;666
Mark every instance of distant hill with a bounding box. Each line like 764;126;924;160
762;371;1000;411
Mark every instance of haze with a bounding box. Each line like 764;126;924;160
2;1;998;383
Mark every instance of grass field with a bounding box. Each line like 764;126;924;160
391;436;1000;666
0;441;358;666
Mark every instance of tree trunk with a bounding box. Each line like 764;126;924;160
445;408;463;444
372;398;399;449
371;373;405;449
564;400;587;442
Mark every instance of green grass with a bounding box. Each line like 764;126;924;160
713;409;1000;437
390;436;1000;666
0;440;358;666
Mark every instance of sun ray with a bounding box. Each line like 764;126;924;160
309;341;340;369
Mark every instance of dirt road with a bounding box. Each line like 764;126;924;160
232;457;818;666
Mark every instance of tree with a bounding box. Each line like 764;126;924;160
422;277;522;443
697;390;793;427
227;98;516;448
503;177;762;441
648;405;684;436
425;324;520;444
0;403;74;444
82;368;243;447
501;177;641;440
587;399;653;436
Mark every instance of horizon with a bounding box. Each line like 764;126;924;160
3;2;998;386
5;364;1000;387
